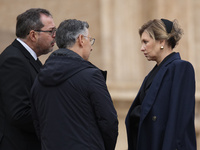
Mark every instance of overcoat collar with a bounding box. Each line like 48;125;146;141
139;52;181;123
12;39;42;72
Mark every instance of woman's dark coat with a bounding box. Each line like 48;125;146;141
31;49;118;150
126;53;196;150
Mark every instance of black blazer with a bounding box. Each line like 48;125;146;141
0;39;42;150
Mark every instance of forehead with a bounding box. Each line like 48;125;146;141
40;14;55;29
141;31;152;40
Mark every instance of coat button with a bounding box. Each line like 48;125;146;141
152;116;157;121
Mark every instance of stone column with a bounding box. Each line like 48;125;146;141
100;0;147;100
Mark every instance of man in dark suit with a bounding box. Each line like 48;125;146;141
0;8;56;150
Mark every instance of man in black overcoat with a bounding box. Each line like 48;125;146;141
0;8;56;150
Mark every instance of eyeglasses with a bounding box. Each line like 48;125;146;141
83;36;95;46
34;28;56;37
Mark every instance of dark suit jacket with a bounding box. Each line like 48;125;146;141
126;53;196;150
0;39;41;150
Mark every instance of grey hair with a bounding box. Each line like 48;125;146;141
56;19;89;48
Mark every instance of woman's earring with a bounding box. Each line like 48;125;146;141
161;46;164;50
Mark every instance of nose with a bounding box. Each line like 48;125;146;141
141;45;145;52
52;33;56;38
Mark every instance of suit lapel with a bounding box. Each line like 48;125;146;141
12;39;42;73
30;58;42;73
140;67;168;122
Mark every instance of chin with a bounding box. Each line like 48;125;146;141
147;58;153;61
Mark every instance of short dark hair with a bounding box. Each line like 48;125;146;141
16;8;52;38
56;19;89;48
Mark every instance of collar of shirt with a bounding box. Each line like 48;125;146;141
16;38;37;60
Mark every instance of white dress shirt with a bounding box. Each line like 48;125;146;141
16;38;37;60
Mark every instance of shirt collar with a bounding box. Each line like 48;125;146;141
16;38;37;60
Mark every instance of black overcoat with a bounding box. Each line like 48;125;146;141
0;39;41;150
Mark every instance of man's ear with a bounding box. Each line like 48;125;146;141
77;34;84;47
28;30;37;41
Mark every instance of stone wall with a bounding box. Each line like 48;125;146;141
0;0;199;149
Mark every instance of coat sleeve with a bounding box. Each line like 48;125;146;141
0;56;36;133
89;70;118;150
162;61;196;150
30;78;41;139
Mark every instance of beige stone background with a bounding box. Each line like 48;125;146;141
0;0;200;149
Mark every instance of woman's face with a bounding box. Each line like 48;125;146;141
140;31;162;62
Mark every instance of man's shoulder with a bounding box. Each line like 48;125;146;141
80;67;100;74
1;40;23;56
